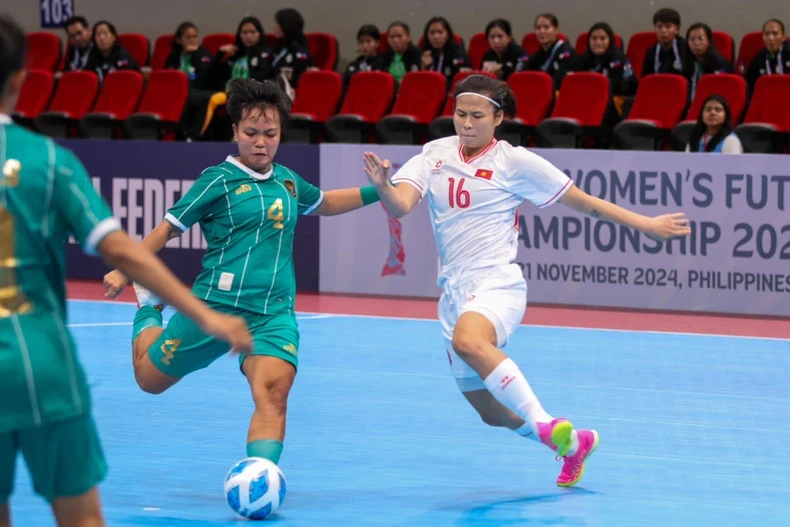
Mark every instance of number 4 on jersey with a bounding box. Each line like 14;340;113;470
448;177;471;209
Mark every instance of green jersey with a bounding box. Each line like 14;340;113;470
0;115;121;433
165;156;323;315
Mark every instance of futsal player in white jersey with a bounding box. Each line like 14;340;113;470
363;74;691;487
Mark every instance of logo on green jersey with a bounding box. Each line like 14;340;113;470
2;159;21;187
283;343;297;355
283;179;297;199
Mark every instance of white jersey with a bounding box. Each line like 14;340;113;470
390;136;573;285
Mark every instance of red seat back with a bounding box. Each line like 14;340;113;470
48;71;99;118
627;74;689;128
201;33;234;55
684;74;747;123
291;70;342;122
91;70;144;119
550;72;609;126
389;71;446;124
743;76;790;129
626;31;658;79
508;72;554;126
339;72;395;121
306;33;338;71
712;31;734;65
468;33;489;70
15;70;54;118
25;32;61;71
150;34;174;70
136;70;189;122
118;33;150;67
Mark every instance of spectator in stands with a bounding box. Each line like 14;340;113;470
420;16;472;89
524;13;575;90
641;8;690;77
59;15;92;77
270;8;312;91
201;16;273;140
164;22;213;141
686;23;732;98
344;24;384;89
379;21;421;83
686;94;743;153
480;19;528;80
84;21;140;82
745;19;790;93
573;22;636;96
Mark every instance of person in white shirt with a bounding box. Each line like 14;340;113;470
363;74;691;487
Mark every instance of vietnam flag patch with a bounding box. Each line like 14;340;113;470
475;168;493;180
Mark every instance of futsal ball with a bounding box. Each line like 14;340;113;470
224;457;287;520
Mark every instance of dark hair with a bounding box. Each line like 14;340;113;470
763;18;785;34
686;22;716;67
688;94;733;152
387;21;410;35
485;19;512;38
235;16;264;52
586;22;616;54
453;74;516;118
653;8;681;27
0;14;26;94
275;8;306;45
92;20;119;47
534;13;559;28
422;16;458;53
171;22;198;52
226;79;291;126
64;16;89;30
357;24;380;42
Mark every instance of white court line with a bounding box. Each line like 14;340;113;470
67;299;789;342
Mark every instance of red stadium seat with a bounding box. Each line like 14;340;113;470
735;31;767;75
376;71;446;144
521;32;569;56
25;32;61;71
34;71;99;138
496;71;554;146
118;33;150;67
712;31;735;65
125;70;189;140
12;70;54;127
201;33;234;55
80;70;144;139
325;71;395;143
574;31;624;55
282;70;343;143
150;34;174;70
734;76;790;152
626;31;658;79
612;74;689;150
468;32;489;70
536;72;609;148
670;74;747;150
306;33;338;71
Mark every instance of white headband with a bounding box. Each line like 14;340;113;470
455;92;501;108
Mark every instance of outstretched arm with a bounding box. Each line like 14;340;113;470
363;151;422;218
312;187;379;216
558;185;691;240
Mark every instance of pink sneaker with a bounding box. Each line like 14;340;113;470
556;429;600;487
537;418;575;456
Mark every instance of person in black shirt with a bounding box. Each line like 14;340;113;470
480;19;529;80
573;22;636;96
59;16;93;78
420;16;472;90
84;21;140;82
745;19;790;93
379;21;422;84
344;24;384;90
524;13;576;90
685;23;733;98
270;8;312;91
641;8;690;77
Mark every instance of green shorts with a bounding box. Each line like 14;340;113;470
147;305;300;378
0;413;107;504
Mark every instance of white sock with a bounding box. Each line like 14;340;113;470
566;430;580;456
513;422;541;443
483;358;553;437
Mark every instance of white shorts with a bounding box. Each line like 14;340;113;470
438;264;527;388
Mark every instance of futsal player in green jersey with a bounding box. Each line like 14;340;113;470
0;15;253;527
103;78;384;466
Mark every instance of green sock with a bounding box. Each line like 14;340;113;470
132;306;163;341
246;439;284;464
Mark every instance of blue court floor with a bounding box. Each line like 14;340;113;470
9;300;790;526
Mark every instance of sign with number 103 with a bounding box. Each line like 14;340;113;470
41;0;74;28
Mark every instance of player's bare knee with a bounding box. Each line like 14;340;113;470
251;376;291;415
451;332;487;363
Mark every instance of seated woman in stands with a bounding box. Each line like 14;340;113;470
745;18;790;93
378;21;421;84
343;24;384;90
420;16;472;89
84;20;140;82
270;8;312;91
685;23;732;99
479;19;529;80
685;94;743;154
